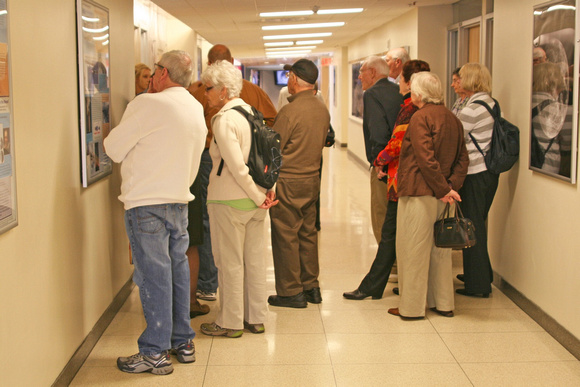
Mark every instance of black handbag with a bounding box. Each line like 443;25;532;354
433;202;476;249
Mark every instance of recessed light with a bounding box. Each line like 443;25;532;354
262;22;345;31
263;32;332;40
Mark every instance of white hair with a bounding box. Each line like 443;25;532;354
362;55;389;76
410;72;444;104
201;60;243;98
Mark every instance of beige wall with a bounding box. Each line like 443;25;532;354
492;0;580;340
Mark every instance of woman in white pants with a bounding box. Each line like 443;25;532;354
199;60;278;337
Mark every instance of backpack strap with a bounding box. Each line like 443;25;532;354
468;98;497;157
215;105;256;177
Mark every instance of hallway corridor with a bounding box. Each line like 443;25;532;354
70;147;580;386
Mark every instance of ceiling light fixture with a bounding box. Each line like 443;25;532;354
82;25;109;33
296;40;323;45
263;32;332;40
266;53;311;58
264;41;294;47
266;46;316;51
93;34;109;41
267;50;311;55
262;22;345;31
82;15;100;22
260;10;314;17
317;8;363;15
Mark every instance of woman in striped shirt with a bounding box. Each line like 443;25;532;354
455;63;496;298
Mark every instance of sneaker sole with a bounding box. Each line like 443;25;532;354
117;361;174;375
171;351;196;364
201;328;243;338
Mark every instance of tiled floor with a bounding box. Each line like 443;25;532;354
71;147;580;386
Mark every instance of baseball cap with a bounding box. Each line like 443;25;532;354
284;59;318;84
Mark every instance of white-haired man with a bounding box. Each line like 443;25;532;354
359;56;404;245
105;50;207;375
385;47;410;84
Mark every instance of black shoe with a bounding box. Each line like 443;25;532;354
343;289;381;300
392;287;399;295
268;293;308;308
455;288;489;298
304;287;322;303
456;274;465;282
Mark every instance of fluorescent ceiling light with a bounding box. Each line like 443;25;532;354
264;32;332;40
296;40;323;45
260;10;314;17
266;53;310;58
82;16;100;22
93;34;109;41
267;50;311;55
262;22;345;31
82;25;109;33
0;10;7;16
547;5;575;12
102;40;109;46
264;41;294;47
266;46;316;51
318;8;363;15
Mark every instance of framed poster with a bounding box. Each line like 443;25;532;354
0;0;17;234
76;0;112;187
351;62;363;119
530;0;578;182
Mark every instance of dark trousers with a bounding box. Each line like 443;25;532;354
459;171;499;294
358;200;398;297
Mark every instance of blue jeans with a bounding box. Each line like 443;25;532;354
125;204;195;355
197;149;218;293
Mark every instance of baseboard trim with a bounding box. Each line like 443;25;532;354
495;274;580;360
52;275;135;386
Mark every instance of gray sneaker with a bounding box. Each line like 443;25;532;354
171;339;196;363
201;322;243;338
117;351;173;375
196;289;217;301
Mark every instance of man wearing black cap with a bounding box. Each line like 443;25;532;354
268;59;330;308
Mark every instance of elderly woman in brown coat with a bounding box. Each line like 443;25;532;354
388;72;469;319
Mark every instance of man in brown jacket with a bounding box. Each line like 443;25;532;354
268;59;330;308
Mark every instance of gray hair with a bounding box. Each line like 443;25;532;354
158;50;194;88
201;60;243;99
410;72;444;104
362;55;389;76
388;47;410;64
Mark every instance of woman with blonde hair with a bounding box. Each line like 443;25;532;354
135;63;151;95
455;63;497;298
388;72;468;319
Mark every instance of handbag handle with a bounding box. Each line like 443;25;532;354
437;202;465;221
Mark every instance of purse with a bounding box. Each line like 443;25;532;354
433;202;476;249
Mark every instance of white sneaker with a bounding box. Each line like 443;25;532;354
196;289;217;301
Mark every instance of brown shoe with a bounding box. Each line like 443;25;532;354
387;308;424;320
190;301;210;318
429;307;454;317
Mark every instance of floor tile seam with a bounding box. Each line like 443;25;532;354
433;328;547;334
317;300;340;387
200;337;214;386
206;361;333;367
430;316;473;385
457;360;580;364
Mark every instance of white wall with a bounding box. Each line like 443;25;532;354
0;0;134;385
491;0;580;340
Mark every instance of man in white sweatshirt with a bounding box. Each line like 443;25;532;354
104;50;207;376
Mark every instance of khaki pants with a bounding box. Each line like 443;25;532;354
270;176;320;296
208;203;268;329
370;168;389;244
396;196;454;317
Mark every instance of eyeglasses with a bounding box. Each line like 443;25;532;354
152;63;168;77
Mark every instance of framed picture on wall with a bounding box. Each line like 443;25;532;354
76;0;113;187
351;62;363;119
0;0;18;235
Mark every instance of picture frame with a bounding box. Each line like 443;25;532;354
76;0;112;187
0;0;17;234
530;0;578;182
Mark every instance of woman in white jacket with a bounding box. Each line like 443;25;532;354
199;60;278;338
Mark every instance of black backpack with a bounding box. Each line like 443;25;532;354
530;99;556;169
468;98;519;174
216;105;282;189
